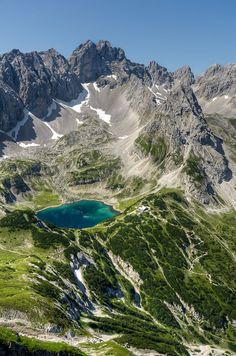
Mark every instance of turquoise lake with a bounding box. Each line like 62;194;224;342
36;200;119;229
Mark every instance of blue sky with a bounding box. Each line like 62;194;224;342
0;0;235;74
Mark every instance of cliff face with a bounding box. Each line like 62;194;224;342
0;49;82;118
0;40;234;205
0;81;24;132
195;63;236;100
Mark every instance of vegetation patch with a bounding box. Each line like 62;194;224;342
184;154;204;183
0;326;84;355
135;132;167;164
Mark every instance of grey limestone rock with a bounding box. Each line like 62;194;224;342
0;80;24;132
173;65;195;86
69;40;144;83
39;48;82;102
0;48;82;119
195;63;236;99
0;49;52;117
146;60;173;87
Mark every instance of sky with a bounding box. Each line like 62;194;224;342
0;0;235;74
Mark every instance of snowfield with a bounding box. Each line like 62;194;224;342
18;142;40;148
89;106;111;125
43;122;63;140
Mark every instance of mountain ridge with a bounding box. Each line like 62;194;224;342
0;39;235;355
0;39;235;207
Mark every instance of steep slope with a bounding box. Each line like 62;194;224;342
0;40;234;206
0;49;82;120
194;63;236;117
134;83;232;204
0;39;235;355
69;40;145;84
0;81;24;132
0;191;235;355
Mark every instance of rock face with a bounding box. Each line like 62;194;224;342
0;49;82;118
69;40;124;82
0;39;234;204
195;63;236;99
0;49;52;117
69;39;145;83
173;65;195;86
145;62;194;87
0;81;24;131
145;60;173;87
39;48;82;102
135;82;231;202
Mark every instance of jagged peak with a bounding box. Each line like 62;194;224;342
146;60;169;72
146;60;173;86
197;63;236;80
161;83;203;118
71;40;96;54
202;63;223;77
6;48;22;56
70;39;126;61
96;39;112;48
96;39;125;61
41;48;60;55
173;65;195;85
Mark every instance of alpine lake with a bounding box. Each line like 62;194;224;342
36;200;119;229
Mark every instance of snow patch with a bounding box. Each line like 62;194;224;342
119;135;129;139
7;109;29;141
106;74;117;80
212;97;217;102
18;142;40;148
0;155;9;161
74;268;87;295
147;86;156;96
89;106;111;125
224;95;229;99
43;122;63;140
76;118;83;125
147;86;165;105
93;82;101;92
57;83;90;114
74;269;83;284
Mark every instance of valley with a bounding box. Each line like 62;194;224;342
0;40;235;355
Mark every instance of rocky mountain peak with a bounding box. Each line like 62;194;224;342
146;60;173;86
161;83;202;119
173;65;195;86
204;63;222;76
96;40;126;61
0;39;235;207
195;63;236;100
69;39;127;82
69;40;106;82
0;47;82;118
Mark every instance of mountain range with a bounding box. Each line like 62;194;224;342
0;40;235;355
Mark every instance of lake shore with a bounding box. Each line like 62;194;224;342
36;199;119;229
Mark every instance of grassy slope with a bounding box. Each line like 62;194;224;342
83;190;236;354
0;326;85;355
0;190;235;354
